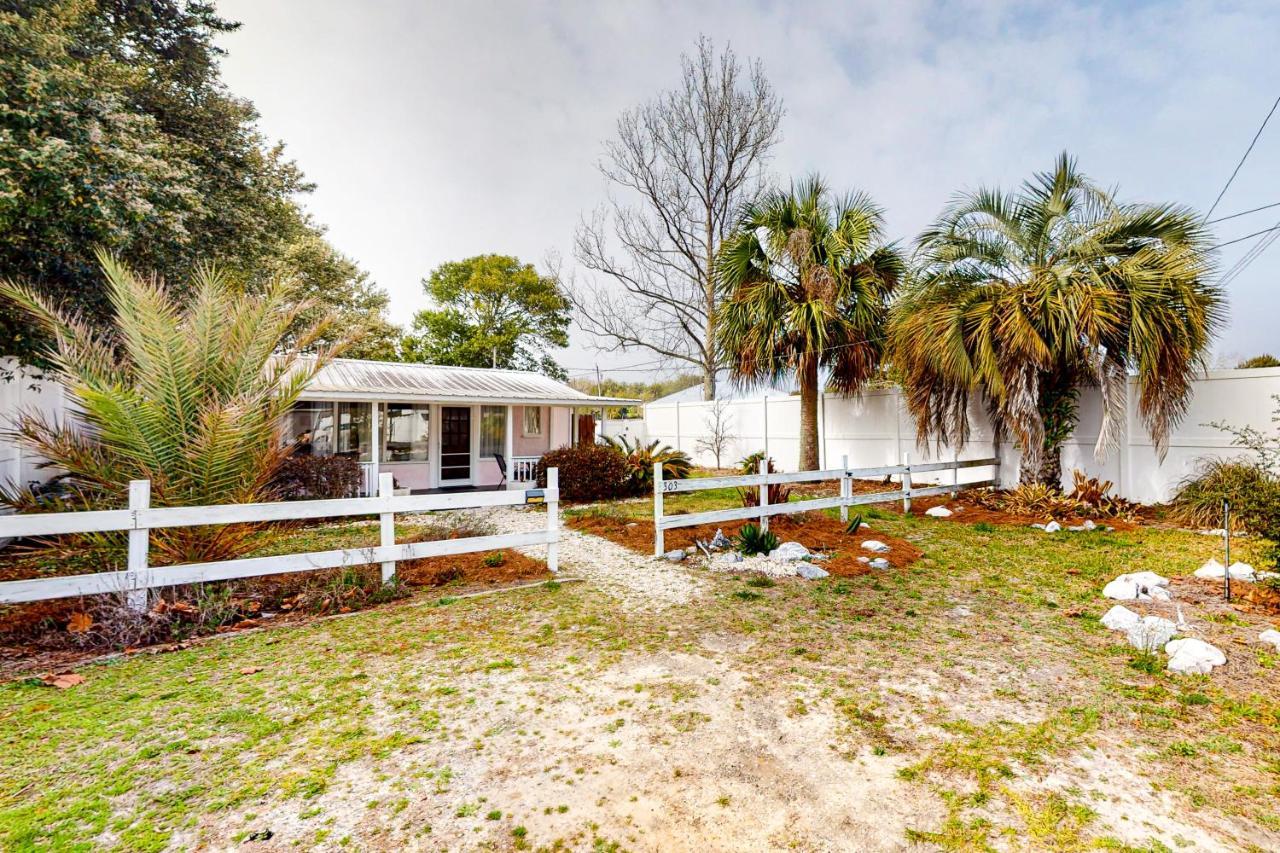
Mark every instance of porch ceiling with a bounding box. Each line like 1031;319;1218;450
294;357;638;407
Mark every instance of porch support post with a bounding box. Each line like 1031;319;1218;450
368;400;380;496
504;405;515;486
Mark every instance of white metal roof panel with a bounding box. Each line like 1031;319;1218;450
295;357;638;406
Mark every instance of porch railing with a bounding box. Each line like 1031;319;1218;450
511;456;540;482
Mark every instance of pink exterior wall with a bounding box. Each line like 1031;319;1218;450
549;406;572;450
513;405;552;456
383;461;432;491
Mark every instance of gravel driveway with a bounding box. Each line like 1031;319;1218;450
435;506;707;610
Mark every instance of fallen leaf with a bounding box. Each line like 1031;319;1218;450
239;666;263;675
40;672;85;689
66;612;93;634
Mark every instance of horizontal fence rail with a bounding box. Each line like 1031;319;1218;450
0;470;559;608
653;456;998;555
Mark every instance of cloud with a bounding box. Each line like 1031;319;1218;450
217;0;1280;375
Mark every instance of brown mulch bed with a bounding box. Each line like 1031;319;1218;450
567;511;922;577
844;484;1145;531
0;546;550;675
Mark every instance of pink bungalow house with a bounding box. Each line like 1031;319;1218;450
283;358;637;494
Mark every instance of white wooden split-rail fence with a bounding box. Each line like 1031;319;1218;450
0;470;559;610
653;455;999;555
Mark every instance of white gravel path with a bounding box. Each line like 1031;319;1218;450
419;507;707;610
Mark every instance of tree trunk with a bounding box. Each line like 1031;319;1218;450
798;358;820;470
702;363;716;401
1018;442;1064;488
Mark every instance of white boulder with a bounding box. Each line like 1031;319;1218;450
925;506;953;518
1165;638;1226;674
1083;519;1097;531
1126;616;1178;652
1194;559;1256;581
1103;571;1171;601
1101;605;1141;632
769;542;810;562
1259;629;1280;651
869;557;890;570
860;540;891;553
795;563;829;580
1043;521;1062;533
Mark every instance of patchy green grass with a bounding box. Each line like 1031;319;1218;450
1;513;1277;850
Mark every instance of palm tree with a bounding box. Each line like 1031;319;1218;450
889;153;1224;486
716;176;904;470
0;251;342;564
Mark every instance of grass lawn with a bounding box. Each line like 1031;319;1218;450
1;510;1278;851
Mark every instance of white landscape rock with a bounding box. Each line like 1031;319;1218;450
1101;605;1141;632
1259;629;1280;652
1126;616;1179;652
769;542;811;562
924;506;953;518
869;557;890;570
1102;571;1172;602
1194;558;1256;581
795;563;829;580
860;540;891;553
1043;521;1062;533
1166;638;1226;675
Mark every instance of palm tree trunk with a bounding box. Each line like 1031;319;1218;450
798;358;820;470
1019;444;1064;488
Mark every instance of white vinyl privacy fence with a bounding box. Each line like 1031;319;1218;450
0;470;559;609
645;367;1280;504
653;456;999;555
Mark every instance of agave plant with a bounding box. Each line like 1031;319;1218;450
0;252;342;564
603;435;691;493
735;522;779;556
736;451;792;508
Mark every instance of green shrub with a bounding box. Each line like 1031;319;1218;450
604;435;691;494
535;443;632;501
1238;354;1280;369
1172;458;1280;566
1171;459;1280;532
736;523;779;556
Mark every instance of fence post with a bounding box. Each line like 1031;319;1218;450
758;457;770;533
547;467;559;574
653;461;664;556
902;452;912;514
951;448;960;499
126;479;150;612
378;473;396;584
840;453;849;523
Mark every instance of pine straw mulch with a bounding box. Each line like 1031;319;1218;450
566;510;922;578
854;485;1146;532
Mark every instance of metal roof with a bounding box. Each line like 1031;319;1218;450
295;357;639;406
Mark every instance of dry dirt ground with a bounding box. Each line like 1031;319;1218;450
2;508;1279;852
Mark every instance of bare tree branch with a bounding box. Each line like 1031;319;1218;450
571;35;782;400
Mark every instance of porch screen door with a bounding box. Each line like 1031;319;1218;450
440;406;472;481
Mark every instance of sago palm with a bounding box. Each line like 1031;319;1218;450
0;251;342;564
716;176;903;470
889;153;1224;486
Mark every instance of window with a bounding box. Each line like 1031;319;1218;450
479;406;506;458
282;402;333;457
336;402;372;461
522;406;542;436
382;403;430;462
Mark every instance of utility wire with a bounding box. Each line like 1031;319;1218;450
1204;92;1280;222
1207;200;1280;225
1209;222;1280;250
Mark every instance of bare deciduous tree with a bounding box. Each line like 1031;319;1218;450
695;398;736;469
571;36;782;401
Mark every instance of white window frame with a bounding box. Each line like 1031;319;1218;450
521;406;542;437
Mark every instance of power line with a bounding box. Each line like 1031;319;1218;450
1207;200;1280;225
1209;222;1280;250
1204;92;1280;222
1220;220;1280;288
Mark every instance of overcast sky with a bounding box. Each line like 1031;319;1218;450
216;0;1280;380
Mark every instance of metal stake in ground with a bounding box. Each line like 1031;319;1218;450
1223;499;1231;601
